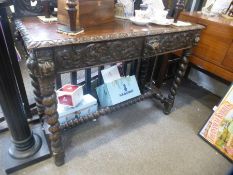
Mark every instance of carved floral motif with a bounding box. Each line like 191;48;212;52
54;38;143;72
15;18;203;51
143;31;199;58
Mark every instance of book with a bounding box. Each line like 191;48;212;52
200;85;233;162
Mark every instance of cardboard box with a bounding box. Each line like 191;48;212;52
96;75;141;107
58;94;98;124
57;84;83;107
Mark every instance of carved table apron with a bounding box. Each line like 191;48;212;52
15;17;203;166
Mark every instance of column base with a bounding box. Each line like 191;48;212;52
8;133;42;159
0;125;51;174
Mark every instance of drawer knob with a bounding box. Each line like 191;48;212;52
194;35;200;45
147;41;160;50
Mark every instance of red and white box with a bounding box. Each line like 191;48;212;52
57;84;83;107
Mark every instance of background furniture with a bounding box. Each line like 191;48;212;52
180;12;233;82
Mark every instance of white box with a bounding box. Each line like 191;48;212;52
56;84;83;107
58;94;98;124
96;75;141;107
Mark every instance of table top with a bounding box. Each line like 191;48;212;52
15;17;203;50
181;12;233;27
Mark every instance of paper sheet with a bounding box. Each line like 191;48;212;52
172;21;192;27
204;0;216;9
211;0;231;13
101;65;121;83
142;0;164;10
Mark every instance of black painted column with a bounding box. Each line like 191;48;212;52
1;0;32;119
0;1;41;159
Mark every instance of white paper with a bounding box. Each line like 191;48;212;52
142;0;164;10
101;65;121;83
141;0;167;20
204;0;216;9
9;5;15;13
172;21;192;27
211;0;231;13
117;0;135;17
31;0;37;6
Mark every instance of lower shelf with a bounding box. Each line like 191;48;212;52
60;89;165;131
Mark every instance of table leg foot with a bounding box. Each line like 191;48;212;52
163;99;174;115
54;152;65;166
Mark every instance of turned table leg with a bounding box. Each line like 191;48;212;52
27;54;45;118
27;54;65;166
139;58;151;92
29;74;44;117
163;48;191;114
39;76;64;166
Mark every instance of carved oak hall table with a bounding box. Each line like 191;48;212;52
15;17;203;166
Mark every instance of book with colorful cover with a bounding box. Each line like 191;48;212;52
199;85;233;162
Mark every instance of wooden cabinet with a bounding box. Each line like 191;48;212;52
222;43;233;72
179;12;233;82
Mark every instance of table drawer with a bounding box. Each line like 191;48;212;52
143;31;198;58
54;38;143;72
